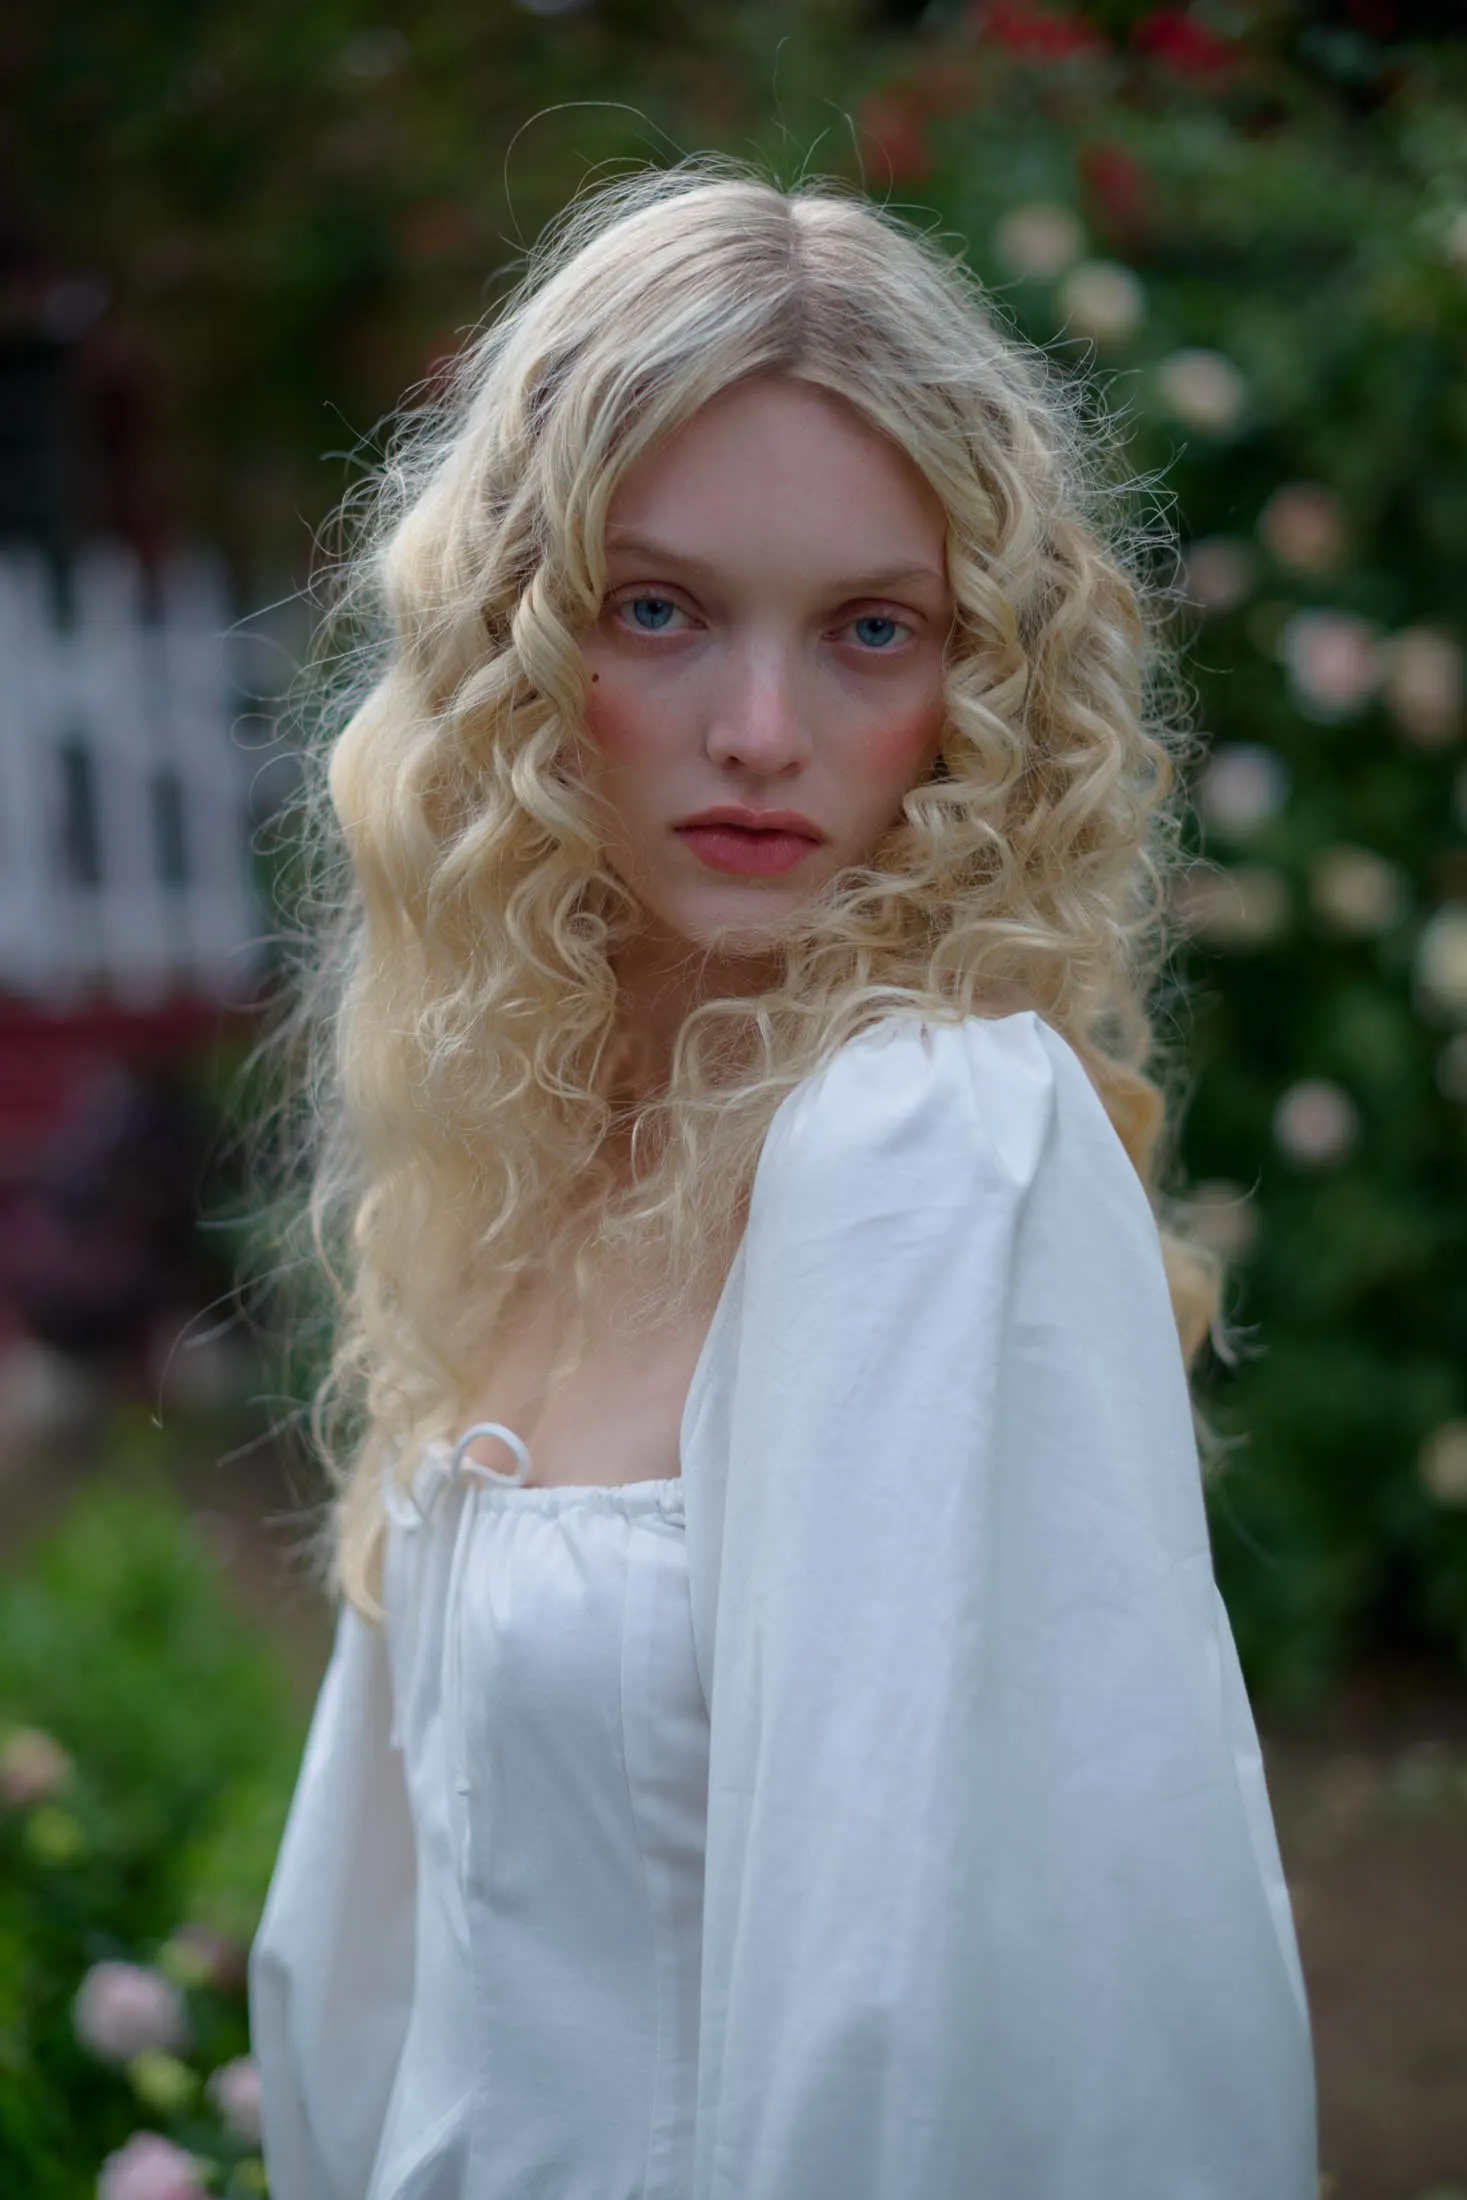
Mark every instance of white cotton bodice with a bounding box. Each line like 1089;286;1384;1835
370;1441;708;2200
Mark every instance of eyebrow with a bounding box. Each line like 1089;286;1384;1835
603;532;949;597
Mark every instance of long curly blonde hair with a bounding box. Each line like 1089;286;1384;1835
273;152;1226;1617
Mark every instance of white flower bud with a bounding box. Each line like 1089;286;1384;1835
1381;626;1463;749
1181;536;1257;615
1309;846;1410;936
1155;348;1247;433
1259;482;1348;575
1414;905;1467;1023
1273;1079;1359;1166
1279;610;1383;721
1056;260;1146;346
994;201;1085;279
1419;1421;1467;1506
1196;743;1289;837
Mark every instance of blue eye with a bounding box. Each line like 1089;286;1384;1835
852;615;904;650
625;596;679;631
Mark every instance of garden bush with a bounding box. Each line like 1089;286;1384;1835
0;1424;305;2196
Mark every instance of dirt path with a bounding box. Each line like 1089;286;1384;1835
1262;1664;1467;2200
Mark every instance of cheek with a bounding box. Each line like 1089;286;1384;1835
857;691;947;783
583;671;668;762
578;674;670;870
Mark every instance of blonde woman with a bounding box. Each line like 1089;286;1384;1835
248;156;1317;2198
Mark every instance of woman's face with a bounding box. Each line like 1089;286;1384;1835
576;372;954;961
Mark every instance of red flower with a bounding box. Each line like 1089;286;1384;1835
1077;141;1153;241
1131;7;1242;79
857;90;933;186
908;58;983;116
968;0;1108;62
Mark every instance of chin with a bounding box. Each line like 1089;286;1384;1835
675;898;805;962
613;873;811;975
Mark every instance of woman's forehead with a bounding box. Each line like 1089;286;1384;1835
600;377;950;588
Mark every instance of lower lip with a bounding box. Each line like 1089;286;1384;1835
676;826;824;877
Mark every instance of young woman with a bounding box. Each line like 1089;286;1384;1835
248;157;1318;2198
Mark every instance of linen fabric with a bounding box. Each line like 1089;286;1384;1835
249;1009;1318;2198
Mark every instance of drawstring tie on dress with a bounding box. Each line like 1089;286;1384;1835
451;1421;535;1489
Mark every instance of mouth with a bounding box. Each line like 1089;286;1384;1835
674;823;825;878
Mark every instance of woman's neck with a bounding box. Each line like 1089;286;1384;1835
609;931;782;1100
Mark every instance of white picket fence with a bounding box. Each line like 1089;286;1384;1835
0;546;290;1006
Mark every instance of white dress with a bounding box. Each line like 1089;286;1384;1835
249;1010;1319;2199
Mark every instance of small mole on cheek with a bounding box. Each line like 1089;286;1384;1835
591;673;600;683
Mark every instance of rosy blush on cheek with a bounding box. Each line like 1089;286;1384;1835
582;679;660;760
858;698;948;781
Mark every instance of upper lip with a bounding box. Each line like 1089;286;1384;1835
676;805;826;841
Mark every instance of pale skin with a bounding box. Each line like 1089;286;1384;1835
460;372;955;1488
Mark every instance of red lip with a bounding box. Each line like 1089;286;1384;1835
675;806;826;841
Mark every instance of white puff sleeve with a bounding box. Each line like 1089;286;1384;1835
683;1010;1317;2200
248;1599;417;2200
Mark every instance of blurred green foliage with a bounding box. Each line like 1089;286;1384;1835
0;1423;303;2193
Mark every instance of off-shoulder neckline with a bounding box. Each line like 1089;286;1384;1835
405;1011;1047;1523
408;1444;685;1515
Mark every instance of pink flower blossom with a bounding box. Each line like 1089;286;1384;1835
0;1727;72;1807
73;1962;190;2066
1196;743;1289;837
1279;610;1383;721
1273;1080;1359;1167
206;2054;263;2144
97;2132;208;2200
1181;537;1256;615
1259;482;1348;575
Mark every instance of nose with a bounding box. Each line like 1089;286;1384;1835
705;640;813;775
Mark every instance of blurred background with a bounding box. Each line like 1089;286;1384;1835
1;2;1465;2193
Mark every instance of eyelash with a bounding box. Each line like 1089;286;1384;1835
608;593;917;653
